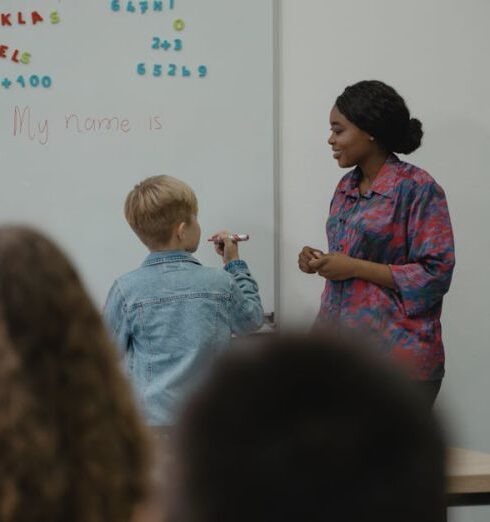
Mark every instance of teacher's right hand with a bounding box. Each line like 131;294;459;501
298;246;323;274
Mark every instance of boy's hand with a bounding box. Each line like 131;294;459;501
211;230;240;264
298;246;323;274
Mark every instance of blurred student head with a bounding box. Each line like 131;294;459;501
0;226;151;522
169;332;446;522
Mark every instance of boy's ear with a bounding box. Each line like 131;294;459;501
176;221;187;240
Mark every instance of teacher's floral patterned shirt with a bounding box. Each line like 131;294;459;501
317;154;455;380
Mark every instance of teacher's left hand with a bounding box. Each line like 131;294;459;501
309;252;358;281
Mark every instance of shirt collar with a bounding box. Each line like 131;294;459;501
142;250;202;267
341;153;399;199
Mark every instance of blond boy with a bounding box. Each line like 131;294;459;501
104;175;264;426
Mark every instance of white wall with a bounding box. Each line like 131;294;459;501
278;2;490;519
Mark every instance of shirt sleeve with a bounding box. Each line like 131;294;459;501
224;259;264;335
103;281;130;357
389;181;455;317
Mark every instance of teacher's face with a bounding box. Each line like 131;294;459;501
328;106;374;168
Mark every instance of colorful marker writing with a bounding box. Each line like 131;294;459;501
207;233;250;242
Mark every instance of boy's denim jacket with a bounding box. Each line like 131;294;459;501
103;250;264;426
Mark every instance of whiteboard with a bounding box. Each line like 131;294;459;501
0;0;275;314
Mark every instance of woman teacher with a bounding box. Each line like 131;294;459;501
298;80;455;405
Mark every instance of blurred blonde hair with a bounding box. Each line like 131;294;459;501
125;175;198;249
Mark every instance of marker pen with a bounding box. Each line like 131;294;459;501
207;234;250;242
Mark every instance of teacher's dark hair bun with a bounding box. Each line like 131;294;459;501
335;80;423;154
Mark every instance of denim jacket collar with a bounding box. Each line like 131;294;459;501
142;250;202;267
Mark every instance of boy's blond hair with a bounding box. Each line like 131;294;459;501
125;175;198;249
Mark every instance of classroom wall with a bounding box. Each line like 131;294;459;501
277;2;490;520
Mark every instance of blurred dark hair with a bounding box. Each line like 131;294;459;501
336;80;423;154
170;332;446;522
0;226;150;522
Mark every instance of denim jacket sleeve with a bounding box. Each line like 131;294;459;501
224;259;264;335
103;281;130;357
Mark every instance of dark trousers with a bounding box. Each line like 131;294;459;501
416;379;442;409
